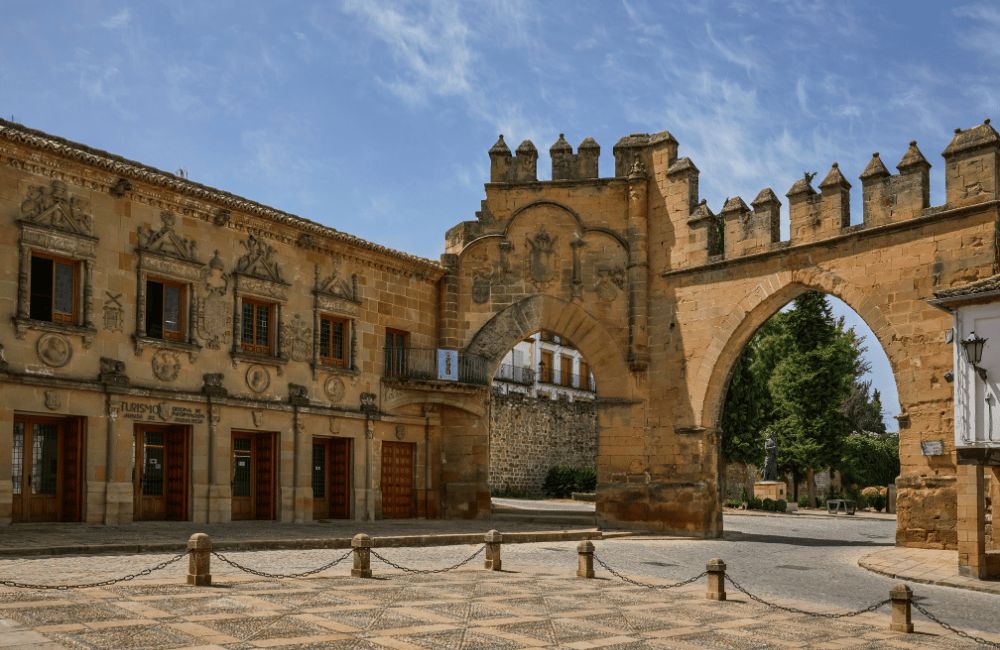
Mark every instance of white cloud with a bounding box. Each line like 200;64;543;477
704;22;759;75
341;0;474;107
101;8;131;30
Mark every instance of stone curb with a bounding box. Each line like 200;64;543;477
858;554;1000;596
724;508;896;522
0;529;615;558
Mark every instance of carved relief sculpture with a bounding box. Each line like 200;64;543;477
526;227;558;288
36;333;72;367
282;313;312;362
20;180;94;236
315;262;358;302
44;391;63;410
98;357;129;386
236;234;284;283
137;211;199;262
195;251;232;349
103;292;124;332
151;350;181;382
245;364;270;393
324;375;346;403
594;265;626;303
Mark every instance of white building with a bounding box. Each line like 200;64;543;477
930;276;1000;579
493;331;596;400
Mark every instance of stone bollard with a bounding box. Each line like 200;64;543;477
484;529;502;571
576;541;595;578
706;558;726;601
352;533;373;578
889;584;913;633
186;533;212;586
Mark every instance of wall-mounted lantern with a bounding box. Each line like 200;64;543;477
961;331;988;380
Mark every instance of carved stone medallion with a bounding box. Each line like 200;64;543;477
151;350;181;382
44;390;62;410
245;364;271;393
282;314;312;362
324;375;346;403
103;292;124;332
526;227;558;287
36;333;72;367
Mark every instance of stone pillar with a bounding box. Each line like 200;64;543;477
484;529;502;571
576;540;594;578
438;254;461;349
352;533;373;578
889;584;913;633
957;463;989;578
706;558;726;601
186;533;212;586
626;161;649;371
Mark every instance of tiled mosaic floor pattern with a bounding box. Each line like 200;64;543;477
0;566;991;649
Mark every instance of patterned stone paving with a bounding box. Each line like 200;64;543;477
0;566;994;649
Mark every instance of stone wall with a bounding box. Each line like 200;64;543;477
489;391;597;495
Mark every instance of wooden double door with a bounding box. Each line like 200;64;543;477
231;431;276;521
134;425;189;521
312;437;352;520
12;415;84;523
381;441;415;518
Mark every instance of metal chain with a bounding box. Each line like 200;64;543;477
211;549;353;579
725;574;890;619
593;553;707;590
0;552;188;590
912;599;1000;648
369;544;486;575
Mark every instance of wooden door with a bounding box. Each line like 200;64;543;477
136;429;165;521
312;437;351;520
135;426;188;521
12;416;79;523
380;441;414;518
254;434;275;520
329;438;351;519
232;432;275;521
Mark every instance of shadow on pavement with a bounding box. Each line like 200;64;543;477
722;531;893;547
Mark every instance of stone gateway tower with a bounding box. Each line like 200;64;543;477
0;117;998;551
443;122;1000;548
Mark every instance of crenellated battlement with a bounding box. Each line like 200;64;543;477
473;119;1000;270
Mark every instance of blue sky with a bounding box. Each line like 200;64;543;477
4;1;995;429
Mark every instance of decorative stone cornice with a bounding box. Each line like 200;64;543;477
0;118;442;274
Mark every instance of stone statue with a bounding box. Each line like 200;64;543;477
763;430;778;481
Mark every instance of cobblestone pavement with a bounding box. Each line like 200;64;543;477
0;513;998;648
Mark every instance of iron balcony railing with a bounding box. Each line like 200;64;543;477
493;363;535;385
384;348;489;386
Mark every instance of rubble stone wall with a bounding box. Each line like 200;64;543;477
489;391;597;495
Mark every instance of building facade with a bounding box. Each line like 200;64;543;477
3;117;1000;555
492;331;596;400
0;119;491;525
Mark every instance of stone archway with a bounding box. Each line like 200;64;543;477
465;294;635;399
697;267;905;431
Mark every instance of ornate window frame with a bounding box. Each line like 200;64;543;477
134;211;202;361
230;234;290;372
14;180;98;347
312;264;360;379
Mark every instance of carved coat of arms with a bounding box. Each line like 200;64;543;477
196;251;232;350
283;313;312;362
526;227;558;287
